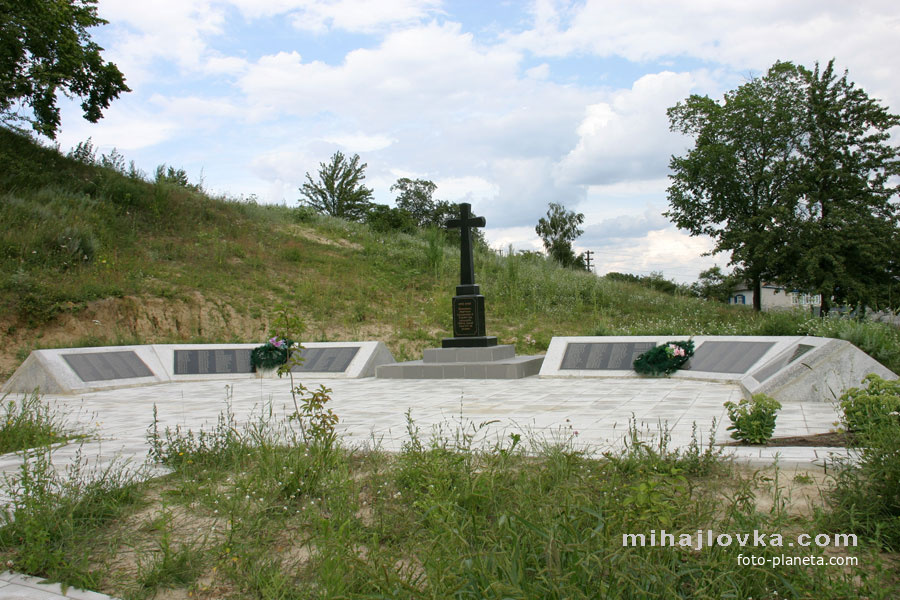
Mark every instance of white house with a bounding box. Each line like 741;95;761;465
729;283;821;311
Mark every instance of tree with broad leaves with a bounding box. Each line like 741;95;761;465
691;266;738;303
789;61;900;314
391;178;437;228
0;0;129;138
667;60;900;313
666;61;807;311
535;202;585;269
299;151;374;222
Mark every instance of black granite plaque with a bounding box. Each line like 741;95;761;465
751;344;814;382
454;298;477;336
560;342;657;370
63;351;153;382
452;295;487;338
684;341;775;374
291;347;360;373
174;349;253;375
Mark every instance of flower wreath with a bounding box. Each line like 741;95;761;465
632;340;695;376
250;337;295;371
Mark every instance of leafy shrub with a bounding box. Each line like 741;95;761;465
55;225;98;264
365;204;416;234
724;393;782;444
829;378;900;549
295;205;319;223
633;340;694;376
839;374;900;432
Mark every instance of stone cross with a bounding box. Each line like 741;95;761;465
445;202;485;289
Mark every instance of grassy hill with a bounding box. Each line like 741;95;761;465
1;127;898;380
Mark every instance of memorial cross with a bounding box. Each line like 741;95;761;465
445;202;485;287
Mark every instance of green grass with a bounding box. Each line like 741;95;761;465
0;392;76;454
1;396;897;599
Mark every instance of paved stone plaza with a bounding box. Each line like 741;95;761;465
0;376;850;599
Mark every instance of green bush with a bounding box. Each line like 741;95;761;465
839;374;900;432
724;393;782;444
829;377;900;549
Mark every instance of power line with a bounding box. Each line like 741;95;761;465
583;250;594;271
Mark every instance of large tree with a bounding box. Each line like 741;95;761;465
535;202;585;269
790;61;900;313
0;0;129;138
667;60;900;313
666;61;807;311
299;151;374;222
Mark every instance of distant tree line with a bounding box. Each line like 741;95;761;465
604;271;693;296
298;151;485;244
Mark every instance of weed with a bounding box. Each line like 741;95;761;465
0;444;140;589
0;392;74;454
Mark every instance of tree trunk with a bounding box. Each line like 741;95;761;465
819;292;831;317
753;278;762;312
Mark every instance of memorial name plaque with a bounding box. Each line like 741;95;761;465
752;344;814;382
292;347;360;373
174;349;253;375
561;342;656;370
453;298;478;336
685;341;775;374
63;351;154;382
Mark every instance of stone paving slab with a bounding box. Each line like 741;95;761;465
0;376;850;599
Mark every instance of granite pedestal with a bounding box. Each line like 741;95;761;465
375;344;544;379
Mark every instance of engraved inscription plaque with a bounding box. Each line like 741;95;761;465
560;342;657;370
453;297;478;336
684;341;775;374
291;347;360;373
63;351;154;382
174;349;253;375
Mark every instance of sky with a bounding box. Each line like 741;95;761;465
51;0;900;283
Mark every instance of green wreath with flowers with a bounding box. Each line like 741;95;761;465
633;340;695;376
250;337;295;371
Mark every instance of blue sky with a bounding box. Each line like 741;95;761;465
53;0;900;283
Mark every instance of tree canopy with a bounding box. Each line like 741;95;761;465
666;60;899;312
535;202;586;269
0;0;129;138
391;178;437;228
790;61;900;312
299;151;374;222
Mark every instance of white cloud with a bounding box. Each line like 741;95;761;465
251;147;318;182
322;132;396;152
98;0;226;80
582;208;670;243
526;63;550;80
509;0;900;109
555;71;694;186
591;227;719;283
237;22;524;123
57;101;178;151
222;0;441;31
289;0;443;33
483;226;544;254
435;176;500;203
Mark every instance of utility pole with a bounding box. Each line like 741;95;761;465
583;250;594;272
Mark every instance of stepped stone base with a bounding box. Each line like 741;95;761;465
376;345;544;379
